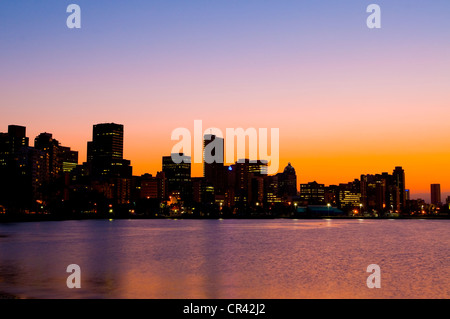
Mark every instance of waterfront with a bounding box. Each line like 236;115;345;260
0;219;448;299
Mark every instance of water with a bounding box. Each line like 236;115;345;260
0;219;448;299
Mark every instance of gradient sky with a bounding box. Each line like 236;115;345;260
1;0;450;201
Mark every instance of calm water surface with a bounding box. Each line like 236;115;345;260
0;219;448;299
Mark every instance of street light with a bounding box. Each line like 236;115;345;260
327;203;331;217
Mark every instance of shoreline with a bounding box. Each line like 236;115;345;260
1;215;449;223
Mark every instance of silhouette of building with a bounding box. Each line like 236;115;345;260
278;162;297;199
78;123;133;206
264;174;282;204
7;125;29;155
393;166;406;211
359;167;407;214
300;181;325;205
162;153;192;202
203;134;225;195
431;184;441;206
34;133;61;182
0;125;33;211
337;180;362;210
87;123;131;179
229;159;267;206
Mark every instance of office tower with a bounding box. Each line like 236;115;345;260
7;125;29;155
0;125;29;169
264;174;281;204
20;147;48;203
431;184;441;206
34;133;60;181
300;181;325;205
230;159;268;205
162;154;192;202
0;126;32;210
91;123;123;161
336;179;362;209
203;134;225;194
87;123;131;178
360;173;388;213
81;123;132;207
392;166;406;211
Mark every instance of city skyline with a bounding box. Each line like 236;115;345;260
1;1;450;199
0;122;447;204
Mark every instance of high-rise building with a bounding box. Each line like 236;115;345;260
87;123;131;179
17;147;48;204
34;133;60;181
431;184;441;206
90;123;123;161
230;159;267;205
0;126;31;210
264;174;282;204
7;125;29;155
203;134;225;195
162;153;191;202
393;166;406;211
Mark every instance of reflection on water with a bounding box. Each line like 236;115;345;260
0;219;449;299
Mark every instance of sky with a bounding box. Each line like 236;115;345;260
1;0;450;201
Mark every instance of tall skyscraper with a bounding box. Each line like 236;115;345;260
0;125;31;210
90;123;124;161
87;123;131;178
162;153;192;202
203;134;225;195
431;184;441;206
392;166;406;211
34;132;60;181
